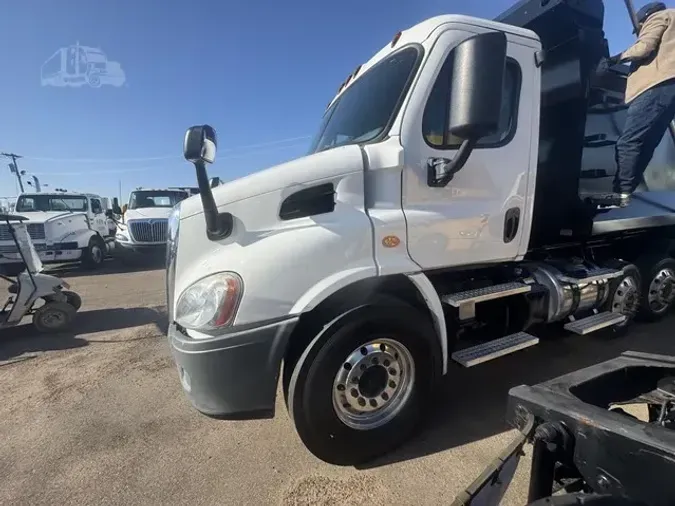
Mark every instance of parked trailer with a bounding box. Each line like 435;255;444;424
165;0;675;465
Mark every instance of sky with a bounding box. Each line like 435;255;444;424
0;0;659;202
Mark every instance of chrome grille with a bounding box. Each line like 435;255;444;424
129;219;168;243
0;223;45;241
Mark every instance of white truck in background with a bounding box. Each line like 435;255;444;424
114;188;192;259
0;191;115;274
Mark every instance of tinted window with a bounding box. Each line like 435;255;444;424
309;46;421;154
128;191;188;209
423;55;521;148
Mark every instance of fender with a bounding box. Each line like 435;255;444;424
289;266;378;315
407;272;449;375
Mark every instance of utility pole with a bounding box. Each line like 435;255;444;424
1;152;25;193
622;0;675;143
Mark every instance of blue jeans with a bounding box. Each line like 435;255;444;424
614;78;675;194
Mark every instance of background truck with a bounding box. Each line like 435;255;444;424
114;188;191;259
165;0;675;466
0;191;115;274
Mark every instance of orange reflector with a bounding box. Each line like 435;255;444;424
391;31;402;47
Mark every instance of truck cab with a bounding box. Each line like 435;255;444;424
114;188;190;257
0;191;114;272
166;0;675;466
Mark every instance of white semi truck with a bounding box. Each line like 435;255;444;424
114;188;192;258
0;191;115;274
165;0;675;465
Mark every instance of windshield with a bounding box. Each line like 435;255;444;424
309;46;420;154
128;191;188;209
15;195;88;212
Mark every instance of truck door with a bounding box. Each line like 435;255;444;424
89;198;109;237
400;28;538;269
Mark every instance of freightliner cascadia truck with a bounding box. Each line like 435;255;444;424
165;0;675;465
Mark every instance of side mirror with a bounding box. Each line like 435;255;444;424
182;125;232;240
184;125;217;164
428;31;507;188
112;205;122;215
105;209;114;218
448;32;507;139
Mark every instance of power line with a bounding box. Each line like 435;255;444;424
30;140;309;176
19;135;312;164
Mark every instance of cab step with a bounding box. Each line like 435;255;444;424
442;282;532;307
451;332;539;368
558;267;622;285
442;282;533;321
563;311;626;335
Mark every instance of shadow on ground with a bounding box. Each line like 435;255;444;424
361;316;675;469
45;255;165;279
0;306;167;362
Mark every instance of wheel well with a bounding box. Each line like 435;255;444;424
282;274;435;382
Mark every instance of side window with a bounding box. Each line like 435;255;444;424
91;198;102;214
423;52;521;149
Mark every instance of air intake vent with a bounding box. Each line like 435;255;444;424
279;183;335;221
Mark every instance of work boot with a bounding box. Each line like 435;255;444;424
587;192;631;209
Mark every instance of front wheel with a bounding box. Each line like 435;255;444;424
81;236;105;269
287;299;440;466
32;301;76;333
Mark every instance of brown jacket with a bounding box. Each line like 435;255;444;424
622;8;675;103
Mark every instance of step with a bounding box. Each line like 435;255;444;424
558;267;622;285
442;282;532;307
451;332;540;368
563;311;626;335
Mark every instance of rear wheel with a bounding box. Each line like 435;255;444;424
287;299;440;465
605;263;641;331
82;236;105;269
32;301;76;333
636;256;675;321
63;290;82;311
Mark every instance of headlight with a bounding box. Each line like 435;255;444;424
168;205;180;243
175;272;243;331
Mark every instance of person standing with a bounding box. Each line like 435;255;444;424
601;2;675;207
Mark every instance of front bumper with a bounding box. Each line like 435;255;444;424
168;316;298;419
0;242;82;264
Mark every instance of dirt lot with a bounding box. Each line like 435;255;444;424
1;261;674;505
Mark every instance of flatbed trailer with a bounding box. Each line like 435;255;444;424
165;0;675;465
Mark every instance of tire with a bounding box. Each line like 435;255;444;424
32;301;76;333
287;299;441;466
636;256;675;322
63;290;82;311
81;236;105;269
604;263;641;332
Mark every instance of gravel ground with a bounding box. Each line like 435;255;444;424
1;260;674;505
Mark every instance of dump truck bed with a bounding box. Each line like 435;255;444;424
496;0;675;246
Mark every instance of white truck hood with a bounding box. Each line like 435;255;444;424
179;144;364;219
11;211;86;224
125;207;173;220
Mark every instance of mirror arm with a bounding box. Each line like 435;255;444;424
195;160;233;240
427;138;477;188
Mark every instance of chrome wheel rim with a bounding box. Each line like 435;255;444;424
611;275;640;321
647;268;675;314
332;338;415;431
